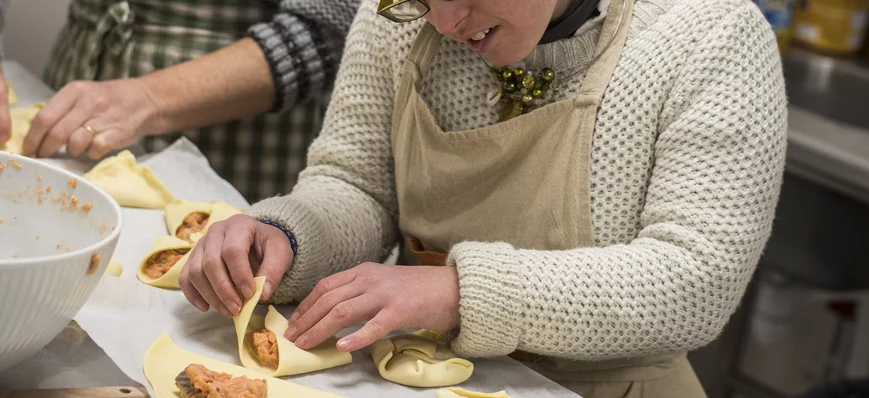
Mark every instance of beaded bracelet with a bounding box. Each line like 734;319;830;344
258;219;298;258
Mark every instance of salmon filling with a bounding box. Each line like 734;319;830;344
144;249;189;279
177;363;268;398
245;328;279;369
177;212;210;242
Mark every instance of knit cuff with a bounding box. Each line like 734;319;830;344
247;196;326;304
448;242;524;358
247;13;332;113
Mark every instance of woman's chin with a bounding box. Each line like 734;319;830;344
483;49;531;68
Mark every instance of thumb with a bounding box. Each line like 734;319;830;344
255;235;293;301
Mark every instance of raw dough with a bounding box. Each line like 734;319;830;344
164;199;243;241
371;329;474;388
436;388;511;398
137;235;195;289
83;150;174;209
234;277;352;376
143;333;342;398
1;104;42;155
7;81;17;106
105;258;123;277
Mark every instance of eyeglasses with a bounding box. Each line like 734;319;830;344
377;0;430;22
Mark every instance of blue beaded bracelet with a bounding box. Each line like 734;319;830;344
258;220;297;257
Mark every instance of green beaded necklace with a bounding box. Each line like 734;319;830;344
487;65;558;121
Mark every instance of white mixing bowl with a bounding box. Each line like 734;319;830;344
0;151;123;372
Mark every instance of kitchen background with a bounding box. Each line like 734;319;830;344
3;1;869;397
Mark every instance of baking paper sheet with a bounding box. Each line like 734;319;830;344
68;138;580;397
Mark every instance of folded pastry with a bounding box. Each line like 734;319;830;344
371;329;474;388
164;199;243;242
234;277;352;376
83;150;173;209
1;104;42;155
105;258;124;277
143;333;341;398
436;388;512;398
137;235;195;289
175;364;267;398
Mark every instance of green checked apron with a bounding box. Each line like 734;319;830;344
392;0;707;395
43;0;324;202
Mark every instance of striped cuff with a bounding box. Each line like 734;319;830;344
247;13;332;112
258;219;298;258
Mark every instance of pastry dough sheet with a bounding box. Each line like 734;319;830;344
143;333;342;398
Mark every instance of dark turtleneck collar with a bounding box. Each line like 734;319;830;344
539;0;602;45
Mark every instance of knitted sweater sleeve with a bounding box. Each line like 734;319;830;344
247;0;360;112
246;0;399;304
447;4;788;360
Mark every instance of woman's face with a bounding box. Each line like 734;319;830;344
423;0;571;66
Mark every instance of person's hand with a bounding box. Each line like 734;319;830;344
0;66;11;146
23;78;162;159
179;214;294;318
285;263;461;352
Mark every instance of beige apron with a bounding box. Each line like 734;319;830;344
391;0;706;396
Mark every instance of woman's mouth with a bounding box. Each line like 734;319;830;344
467;26;498;54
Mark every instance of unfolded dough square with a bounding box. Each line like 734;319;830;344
83;150;174;209
144;334;342;398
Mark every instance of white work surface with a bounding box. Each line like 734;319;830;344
0;61;580;397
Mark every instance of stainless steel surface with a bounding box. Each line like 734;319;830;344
783;48;869;131
781;49;869;204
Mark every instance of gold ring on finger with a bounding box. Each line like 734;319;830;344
82;124;99;136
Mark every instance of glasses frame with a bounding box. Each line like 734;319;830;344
377;0;431;22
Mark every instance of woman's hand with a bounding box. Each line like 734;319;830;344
179;214;294;318
23;78;163;159
285;263;461;352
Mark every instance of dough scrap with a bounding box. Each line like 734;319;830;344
143;333;342;398
1;104;42;155
137;235;195;289
371;329;474;388
436;388;512;398
105;258;123;277
234;277;352;376
164;199;243;241
83;150;173;209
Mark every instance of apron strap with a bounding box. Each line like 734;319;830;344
407;23;444;75
579;0;634;96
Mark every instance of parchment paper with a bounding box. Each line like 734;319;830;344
69;138;580;397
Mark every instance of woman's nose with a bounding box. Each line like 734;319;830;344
424;0;469;36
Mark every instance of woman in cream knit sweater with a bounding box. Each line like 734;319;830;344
180;0;787;395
